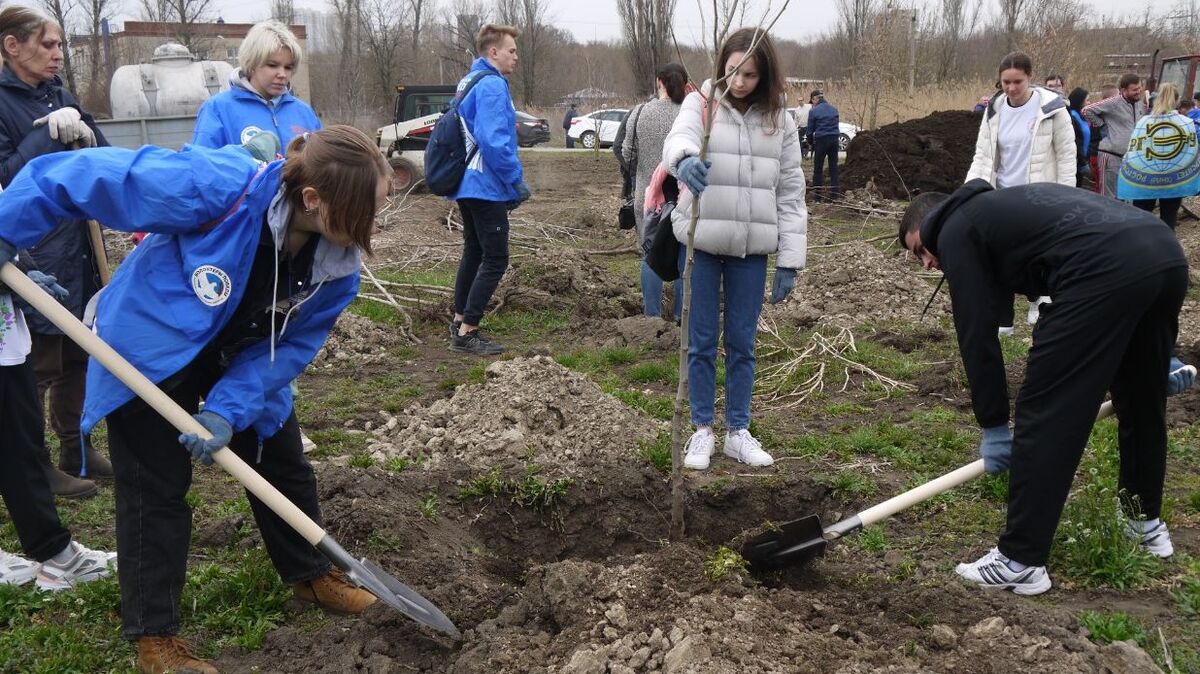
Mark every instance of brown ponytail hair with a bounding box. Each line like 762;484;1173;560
0;6;57;63
283;125;389;255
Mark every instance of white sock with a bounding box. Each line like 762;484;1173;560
49;541;77;564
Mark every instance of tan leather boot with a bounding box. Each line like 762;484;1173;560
137;636;219;674
292;569;378;615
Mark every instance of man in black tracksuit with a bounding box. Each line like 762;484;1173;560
900;179;1189;595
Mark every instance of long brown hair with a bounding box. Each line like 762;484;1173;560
283;125;389;255
0;6;57;64
716;27;786;133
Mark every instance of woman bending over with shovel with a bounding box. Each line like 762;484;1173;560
0;125;390;674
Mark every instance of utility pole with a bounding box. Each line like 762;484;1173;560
908;9;916;90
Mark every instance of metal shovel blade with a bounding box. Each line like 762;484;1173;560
318;536;461;639
740;515;827;571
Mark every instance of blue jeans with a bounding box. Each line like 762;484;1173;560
679;247;767;430
640;259;681;319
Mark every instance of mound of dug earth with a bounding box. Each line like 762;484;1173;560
841;110;982;199
364;355;661;474
313;311;411;365
495;248;642;319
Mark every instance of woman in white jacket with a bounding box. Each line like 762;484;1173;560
663;28;806;471
966;51;1075;334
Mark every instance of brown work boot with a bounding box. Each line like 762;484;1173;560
292;569;378;615
136;636;219;674
38;448;97;499
60;444;114;479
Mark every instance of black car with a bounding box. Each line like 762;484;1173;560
516;111;551;147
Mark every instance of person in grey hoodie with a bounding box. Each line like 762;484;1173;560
1083;73;1146;198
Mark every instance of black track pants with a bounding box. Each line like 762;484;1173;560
999;266;1187;566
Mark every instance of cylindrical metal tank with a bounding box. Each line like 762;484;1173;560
109;42;233;118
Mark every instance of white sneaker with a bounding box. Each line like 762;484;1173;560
683;429;715;470
954;547;1052;596
724;429;774;467
1126;519;1174;558
300;431;317;454
36;541;117;592
997;326;1015;337
1027;296;1051;325
0;549;39;586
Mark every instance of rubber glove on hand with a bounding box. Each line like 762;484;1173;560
1168;356;1196;396
0;238;15;269
677;156;711;195
769;268;797;305
178;411;232;466
27;271;68;302
979;425;1012;474
33;107;95;147
242;131;281;162
507;181;532;211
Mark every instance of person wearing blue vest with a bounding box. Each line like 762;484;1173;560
0;126;390;674
448;23;531;355
191;19;321;150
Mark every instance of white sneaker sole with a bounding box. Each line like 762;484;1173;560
723;450;774;467
954;566;1052;596
683;455;710;470
0;572;37;586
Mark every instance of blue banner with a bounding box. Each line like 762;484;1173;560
1117;113;1200;200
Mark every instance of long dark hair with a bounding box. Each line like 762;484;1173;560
716;27;786;133
1068;87;1088;112
657;63;688;104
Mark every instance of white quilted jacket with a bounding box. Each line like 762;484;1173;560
663;81;808;270
965;86;1076;187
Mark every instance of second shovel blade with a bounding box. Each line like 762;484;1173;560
741;515;827;571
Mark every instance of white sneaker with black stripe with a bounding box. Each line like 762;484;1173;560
955;547;1052;596
1127;519;1174;559
0;549;39;586
35;541;117;592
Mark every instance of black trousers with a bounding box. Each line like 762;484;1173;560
453;198;511;327
811;136;840;200
0;361;70;561
1133;198;1182;230
106;355;329;639
1000;267;1187;566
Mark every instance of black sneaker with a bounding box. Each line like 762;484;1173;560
450;329;504;355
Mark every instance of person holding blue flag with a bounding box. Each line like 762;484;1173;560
1118;83;1200;230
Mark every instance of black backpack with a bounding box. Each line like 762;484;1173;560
424;71;498;197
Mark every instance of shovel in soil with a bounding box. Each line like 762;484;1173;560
742;395;1145;572
1;263;460;639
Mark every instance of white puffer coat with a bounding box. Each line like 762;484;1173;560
663;81;807;270
965;86;1076;187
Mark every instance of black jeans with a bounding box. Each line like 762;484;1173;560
0;361;70;562
999;267;1187;566
454;198;511;327
107;354;329;639
811;135;840;200
1133;198;1182;230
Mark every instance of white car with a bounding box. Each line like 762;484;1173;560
566;108;629;149
789;107;860;152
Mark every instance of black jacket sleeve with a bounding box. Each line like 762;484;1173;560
0;124;67;188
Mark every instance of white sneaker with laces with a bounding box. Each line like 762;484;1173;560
997;326;1015;337
300;431;317;454
683;429;715;470
1027;296;1051;325
1126;519;1174;558
954;547;1052;596
36;541;117;592
0;549;39;586
724;429;774;467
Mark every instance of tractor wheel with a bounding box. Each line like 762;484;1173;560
389;156;418;195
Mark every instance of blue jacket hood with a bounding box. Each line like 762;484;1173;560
192;75;322;149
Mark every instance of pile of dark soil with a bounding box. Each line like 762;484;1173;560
841;110;982;199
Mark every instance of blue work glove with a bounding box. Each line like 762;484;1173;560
769;268;797;305
0;237;15;269
27;271;68;302
178;410;232;466
1168;356;1196;396
677;156;711;196
507;181;532;211
979;425;1012;475
242;131;281;162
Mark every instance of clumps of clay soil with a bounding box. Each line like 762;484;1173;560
363;356;662;474
314;311;410;365
494;248;642;319
841;110;982;199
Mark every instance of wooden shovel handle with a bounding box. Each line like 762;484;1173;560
86;220;110;286
855;400;1118;529
0;262;325;544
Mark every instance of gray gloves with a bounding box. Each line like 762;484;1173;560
677;156;711;195
27;271;68;302
178;410;232;466
1168;357;1196;396
33;107;96;148
979;425;1012;475
769;268;796;304
242;131;281;163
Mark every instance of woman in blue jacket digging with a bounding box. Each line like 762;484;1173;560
0;125;391;674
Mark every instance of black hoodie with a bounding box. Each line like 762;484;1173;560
921;179;1187;427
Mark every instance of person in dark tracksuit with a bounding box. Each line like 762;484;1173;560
900;179;1191;596
805;90;839;201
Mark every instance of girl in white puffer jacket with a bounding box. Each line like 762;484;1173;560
662;27;807;471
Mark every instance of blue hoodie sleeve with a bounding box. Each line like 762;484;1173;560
202;273;359;434
0;144;259;248
470;78;522;186
191;97;233;148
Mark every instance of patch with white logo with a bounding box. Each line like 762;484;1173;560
192;265;232;306
240;126;266;145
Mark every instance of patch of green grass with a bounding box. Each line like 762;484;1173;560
0;577;130;673
378;266;457;288
703;546;749;582
367;529;404;555
999;333;1031;361
853;340;928;380
465;361;489;384
212;494;251;518
627;360;678;384
486;308;571;337
1189;491;1200;514
418;493;439;520
854;525;888;553
458;467;505;500
638;430;672;473
607;387;675;421
601;345;640;365
384;457;410;473
457;465;574;509
1172;576;1200;617
184;548;292;654
305;429;368;459
823;401;870;416
347;297;408;326
348;453;375;468
1079;610;1146;645
817;469;878;499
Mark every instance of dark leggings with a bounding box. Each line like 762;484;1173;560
1133;198;1182;230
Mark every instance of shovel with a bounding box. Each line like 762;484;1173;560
1;263;460;639
740;387;1183;571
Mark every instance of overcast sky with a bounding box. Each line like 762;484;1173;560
114;0;1160;44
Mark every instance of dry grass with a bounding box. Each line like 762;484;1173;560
821;78;993;130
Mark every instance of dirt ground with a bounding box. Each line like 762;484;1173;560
840;111;983;199
194;150;1200;674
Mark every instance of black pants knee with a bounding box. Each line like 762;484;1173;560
453;198;510;327
107;356;329;639
999;267;1186;566
1133;198;1182;230
812;136;840;199
0;362;70;561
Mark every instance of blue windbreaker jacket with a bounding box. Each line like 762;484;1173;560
192;73;322;149
0;144;360;440
451;58;523;202
806;100;840;142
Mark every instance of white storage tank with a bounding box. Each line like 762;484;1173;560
109;42;233;118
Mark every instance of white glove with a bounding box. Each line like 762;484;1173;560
33;107;96;148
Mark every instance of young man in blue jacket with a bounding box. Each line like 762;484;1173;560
448;23;531;355
805;90;840;201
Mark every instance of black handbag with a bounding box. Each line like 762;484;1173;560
616;105;645;230
618;198;637;230
646;202;681;282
